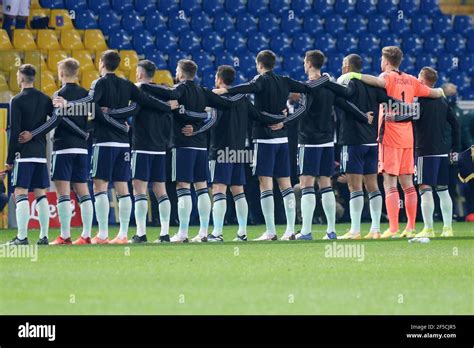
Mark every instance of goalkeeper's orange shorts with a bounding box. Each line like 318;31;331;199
378;144;414;176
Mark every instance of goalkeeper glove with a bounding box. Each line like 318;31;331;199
346;72;362;80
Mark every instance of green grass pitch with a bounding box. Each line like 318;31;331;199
0;222;473;315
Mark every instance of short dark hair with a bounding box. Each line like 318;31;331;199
217;65;235;86
101;50;121;72
256;50;276;70
382;46;403;68
345;54;363;73
18;64;36;83
305;50;325;69
137;59;156;79
420;66;438;86
178;59;198;79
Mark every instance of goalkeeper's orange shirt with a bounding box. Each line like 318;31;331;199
378;70;431;149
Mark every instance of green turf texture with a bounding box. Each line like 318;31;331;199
0;222;473;315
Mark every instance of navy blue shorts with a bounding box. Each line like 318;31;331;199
51;152;89;183
172;147;209;183
90;145;131;182
210;160;246;186
131;151;166;182
340;144;378;175
12;161;49;189
298;145;334;177
415;155;449;186
253;142;290;178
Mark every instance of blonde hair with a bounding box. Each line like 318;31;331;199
58;58;80;78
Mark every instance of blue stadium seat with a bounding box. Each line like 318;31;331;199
356;0;376;16
108;29;132;50
468;29;474;52
181;0;202;13
40;0;64;9
191;13;213;35
377;0;397;14
179;31;201;52
314;33;336;53
459;54;474;74
371;57;381;72
399;54;414;73
453;16;472;34
324;15;345;35
236;14;258;35
157;0;179;13
145;13;167;35
213;11;234;34
88;0;110;12
169;12;190;34
445;33;466;55
203;0;224;15
368;15;390;35
74;10;98;30
419;0;438;16
269;0;290;15
283;53;304;74
398;0;419;16
247;0;268;15
390;15;410;35
215;51;235;68
380;34;401;47
65;0;88;11
415;54;436;70
436;54;456;74
247;32;269;53
259;14;279;35
432;14;452;35
270;33;292;55
237;51;257;75
235;73;248;85
192;50;214;71
346;15;367;35
111;0;134;13
201;71;216;88
135;0;156;15
202;32;224;53
156;31;178;52
448;71;470;91
411;15;431;36
146;50;167;69
303;14;324;36
122;11;144;33
98;10;121;35
133;30;155;54
401;33;423;55
292;32;313;53
225;31;246;53
312;0;334;16
168;50;191;71
280;16;303;36
291;0;311;15
336;33;357;55
358;34;380;55
334;0;355;15
326;54;344;74
424;34;444;54
225;0;245;15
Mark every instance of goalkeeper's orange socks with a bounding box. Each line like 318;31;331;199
403;186;418;231
386;187;400;232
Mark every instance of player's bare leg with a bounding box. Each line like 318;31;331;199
230;185;248;241
209;183;227;241
276;176;296;240
109;181;131;244
318;176;337;240
296;175;316;240
173;181;192;243
254;176;277;241
72;182;93;244
364;174;382;239
382;173;400;237
50;180;73;245
340;173;363;239
152;182;171;242
399;174;417;237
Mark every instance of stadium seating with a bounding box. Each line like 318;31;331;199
74;9;98;30
72;50;95;72
0;73;9;92
0;30;12;49
60;29;84;50
28;8;50;28
24;51;48;71
47;50;69;71
84;30;108;51
49;9;74;30
37;30;61;50
13;30;37;50
81;69;100;89
119;50;139;71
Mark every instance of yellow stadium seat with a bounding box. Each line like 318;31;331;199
47;50;69;71
60;30;84;50
115;70;126;79
38;70;58;97
13;29;37;50
0;51;22;73
81;70;100;89
49;10;74;30
72;50;95;72
84;30;108;51
37;30;61;50
28;9;51;29
24;51;47;71
0;30;13;49
0;90;13;103
30;0;42;9
129;69;137;84
0;74;8;91
153;70;174;86
119;50;138;72
9;71;20;93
